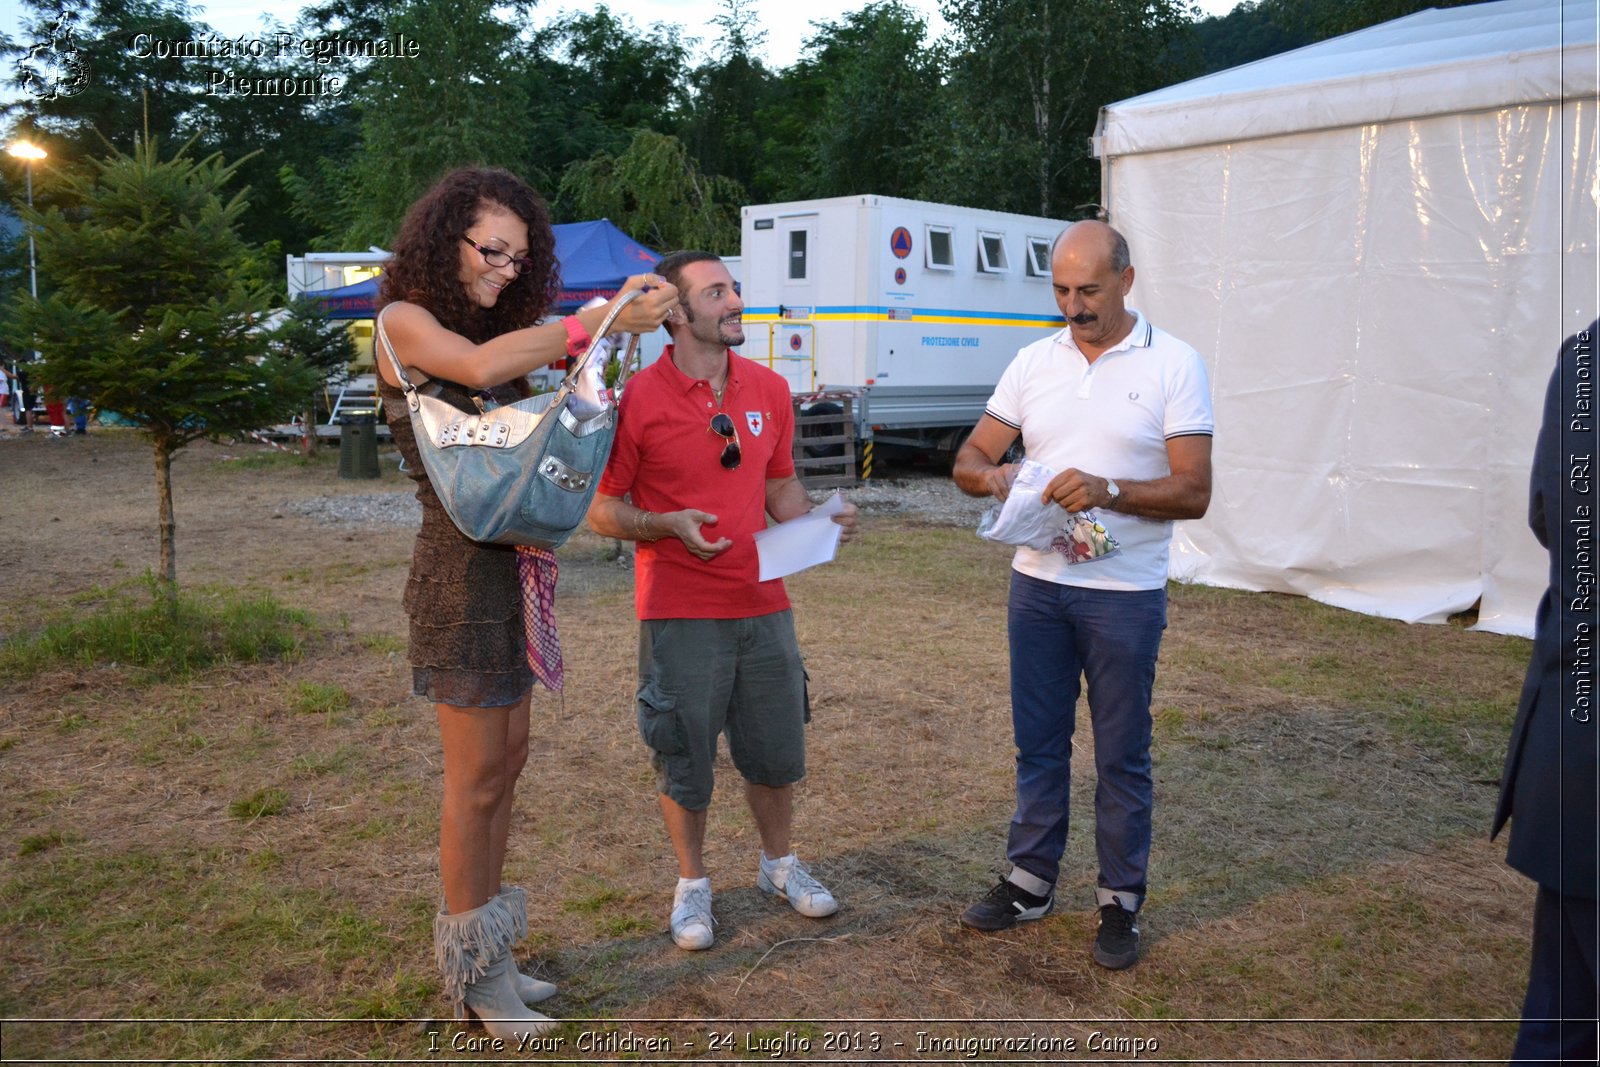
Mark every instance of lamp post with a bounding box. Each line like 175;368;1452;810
7;141;45;312
7;141;46;428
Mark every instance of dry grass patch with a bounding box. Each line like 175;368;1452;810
1126;834;1527;1058
0;430;1536;1062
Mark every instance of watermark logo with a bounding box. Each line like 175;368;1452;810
123;31;420;97
20;10;90;101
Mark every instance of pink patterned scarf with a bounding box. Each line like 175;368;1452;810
515;545;562;692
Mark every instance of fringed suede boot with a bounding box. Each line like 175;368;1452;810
433;895;557;1040
496;886;558;1004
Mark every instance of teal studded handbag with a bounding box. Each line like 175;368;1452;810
377;291;643;549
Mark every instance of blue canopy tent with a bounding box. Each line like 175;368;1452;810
299;220;659;319
301;276;380;319
549;219;661;311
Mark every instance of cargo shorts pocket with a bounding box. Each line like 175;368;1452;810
636;680;687;756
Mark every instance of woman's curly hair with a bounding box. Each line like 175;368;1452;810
378;168;560;343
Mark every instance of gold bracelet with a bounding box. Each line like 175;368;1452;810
634;510;652;541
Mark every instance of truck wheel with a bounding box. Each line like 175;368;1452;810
801;401;846;458
943;426;971;472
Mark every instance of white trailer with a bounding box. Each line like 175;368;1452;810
285;250;389;296
740;194;1069;461
282;251;391;436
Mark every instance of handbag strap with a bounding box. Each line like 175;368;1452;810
374;289;647;398
374;304;418;399
563;288;645;391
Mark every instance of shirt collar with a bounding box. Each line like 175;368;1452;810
1054;310;1151;358
660;344;741;394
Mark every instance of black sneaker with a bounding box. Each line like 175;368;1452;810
959;878;1054;931
1092;902;1140;969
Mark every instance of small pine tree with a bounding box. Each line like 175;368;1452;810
3;135;328;599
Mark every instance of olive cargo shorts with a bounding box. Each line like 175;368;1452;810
635;611;810;810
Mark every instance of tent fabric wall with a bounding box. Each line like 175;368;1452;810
1097;0;1598;637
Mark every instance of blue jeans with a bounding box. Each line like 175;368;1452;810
1005;571;1166;898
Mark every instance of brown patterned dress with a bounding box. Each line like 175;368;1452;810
380;375;534;708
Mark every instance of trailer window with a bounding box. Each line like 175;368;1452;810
978;231;1009;273
1025;236;1052;277
788;229;808;281
925;226;954;270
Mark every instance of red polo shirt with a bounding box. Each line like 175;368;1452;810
598;346;796;620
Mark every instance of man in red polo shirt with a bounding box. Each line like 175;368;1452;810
588;250;858;951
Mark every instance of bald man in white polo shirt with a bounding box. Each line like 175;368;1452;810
952;220;1214;970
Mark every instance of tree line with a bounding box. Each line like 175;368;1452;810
2;0;1483;270
0;0;1482;593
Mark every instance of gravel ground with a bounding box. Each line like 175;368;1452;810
847;472;992;526
283;470;992;530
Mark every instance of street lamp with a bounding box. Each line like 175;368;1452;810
7;140;46;426
7;140;45;311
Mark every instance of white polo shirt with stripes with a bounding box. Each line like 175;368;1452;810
984;310;1214;591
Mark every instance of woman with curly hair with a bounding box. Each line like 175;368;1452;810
374;167;676;1038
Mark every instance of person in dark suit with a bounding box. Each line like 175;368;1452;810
1492;318;1599;1064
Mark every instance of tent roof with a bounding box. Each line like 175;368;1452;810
1097;0;1598;156
312;276;378;299
299;276;379;319
552;219;660;289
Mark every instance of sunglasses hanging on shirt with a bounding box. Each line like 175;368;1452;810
709;412;741;470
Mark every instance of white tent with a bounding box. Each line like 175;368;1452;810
1095;0;1598;637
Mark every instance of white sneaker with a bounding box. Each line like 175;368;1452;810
757;853;839;918
670;877;714;950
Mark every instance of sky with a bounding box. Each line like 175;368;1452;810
9;0;1243;78
192;0;1241;67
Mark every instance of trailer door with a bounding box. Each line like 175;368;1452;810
766;216;818;392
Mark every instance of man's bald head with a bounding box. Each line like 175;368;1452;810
1053;220;1130;275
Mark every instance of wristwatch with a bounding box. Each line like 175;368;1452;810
561;315;591;359
1104;479;1121;510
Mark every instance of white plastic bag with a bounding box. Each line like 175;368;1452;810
977;459;1120;564
565;296;619;420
